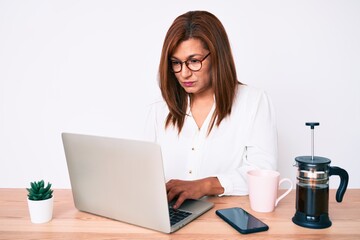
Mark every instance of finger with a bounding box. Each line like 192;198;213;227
173;192;188;209
165;180;173;192
166;179;178;192
167;185;181;203
167;190;176;203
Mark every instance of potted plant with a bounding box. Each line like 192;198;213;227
26;180;54;223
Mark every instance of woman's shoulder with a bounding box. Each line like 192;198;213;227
146;98;169;115
231;84;274;120
236;84;268;102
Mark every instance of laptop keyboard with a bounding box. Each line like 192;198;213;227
169;207;192;226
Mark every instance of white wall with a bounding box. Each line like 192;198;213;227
1;0;359;190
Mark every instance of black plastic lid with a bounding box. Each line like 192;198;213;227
295;156;331;166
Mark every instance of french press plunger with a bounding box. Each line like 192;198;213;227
292;122;349;229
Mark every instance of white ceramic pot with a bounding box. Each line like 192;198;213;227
27;197;54;223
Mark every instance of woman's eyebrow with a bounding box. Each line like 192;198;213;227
170;54;202;60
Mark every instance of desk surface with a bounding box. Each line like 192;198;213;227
0;188;359;239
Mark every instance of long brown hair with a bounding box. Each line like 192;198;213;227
159;11;240;134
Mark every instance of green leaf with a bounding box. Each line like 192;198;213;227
38;180;44;188
43;193;52;200
27;188;37;195
30;182;38;191
40;182;51;194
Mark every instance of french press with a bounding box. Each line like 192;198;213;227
292;122;349;229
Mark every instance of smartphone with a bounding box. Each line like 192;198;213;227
216;207;269;234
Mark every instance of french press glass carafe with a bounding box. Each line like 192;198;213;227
292;122;349;229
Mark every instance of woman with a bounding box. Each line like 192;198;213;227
145;11;277;209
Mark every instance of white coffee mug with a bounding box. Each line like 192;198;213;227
247;169;293;213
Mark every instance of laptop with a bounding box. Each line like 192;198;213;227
61;132;214;233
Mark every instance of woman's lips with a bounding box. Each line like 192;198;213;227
183;81;195;87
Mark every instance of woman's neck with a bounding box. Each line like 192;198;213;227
190;89;215;129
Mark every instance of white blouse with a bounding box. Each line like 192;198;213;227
143;84;278;195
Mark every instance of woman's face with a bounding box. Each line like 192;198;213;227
170;38;212;97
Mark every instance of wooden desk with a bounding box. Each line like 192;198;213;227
0;189;359;239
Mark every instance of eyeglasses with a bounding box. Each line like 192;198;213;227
170;52;211;73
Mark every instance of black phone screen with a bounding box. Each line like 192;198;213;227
216;207;269;234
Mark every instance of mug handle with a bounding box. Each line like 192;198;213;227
275;178;293;207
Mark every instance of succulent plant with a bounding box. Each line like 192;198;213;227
27;180;53;201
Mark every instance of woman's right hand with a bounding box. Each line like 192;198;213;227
166;177;224;209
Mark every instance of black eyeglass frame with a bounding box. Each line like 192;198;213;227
170;52;211;73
